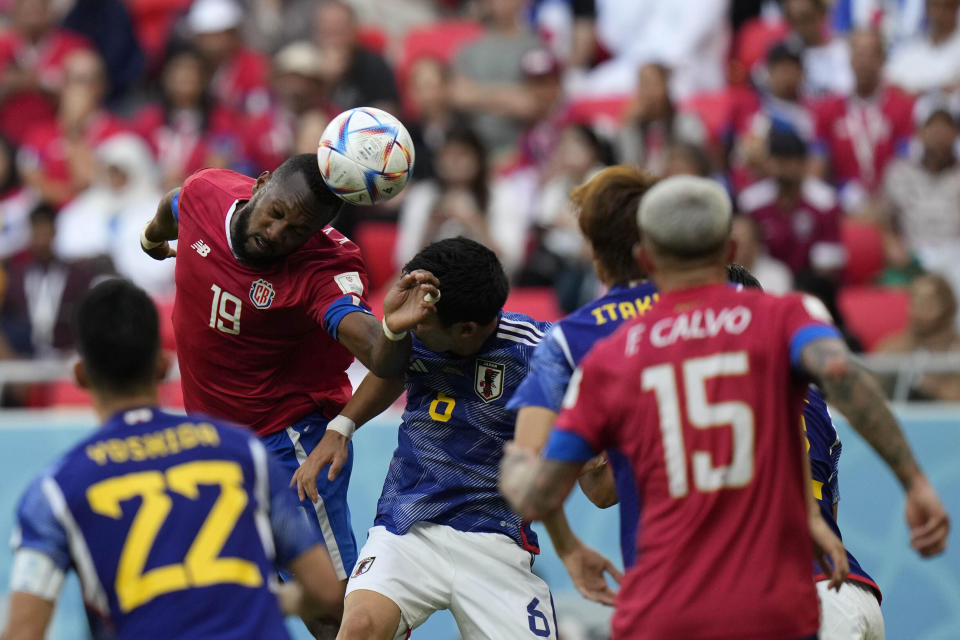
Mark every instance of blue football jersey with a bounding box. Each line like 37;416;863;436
804;388;880;598
11;407;320;640
508;283;660;413
375;312;552;551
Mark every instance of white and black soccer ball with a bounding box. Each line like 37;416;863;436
316;107;415;205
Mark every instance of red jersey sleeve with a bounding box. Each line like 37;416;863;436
303;229;373;339
780;293;843;368
552;340;623;456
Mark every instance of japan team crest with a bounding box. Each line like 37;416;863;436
249;279;275;309
475;359;505;403
352;556;376;577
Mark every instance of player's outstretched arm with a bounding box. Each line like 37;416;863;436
578;455;618;509
0;592;54;640
500;443;582;521
800;337;950;557
292;373;405;501
336;270;440;378
142;188;180;260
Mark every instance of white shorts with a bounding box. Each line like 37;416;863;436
345;523;557;640
817;580;885;640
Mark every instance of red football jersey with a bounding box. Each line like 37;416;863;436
172;169;370;436
555;284;836;639
813;87;914;193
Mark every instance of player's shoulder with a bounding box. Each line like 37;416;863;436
496;311;551;350
183;168;254;196
293;227;365;273
737;178;778;212
801;177;838;212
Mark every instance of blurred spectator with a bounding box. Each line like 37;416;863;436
782;0;854;96
1;203;111;358
313;0;400;113
0;0;91;143
739;129;846;276
395;125;503;269
450;0;543;160
0;136;37;260
664;141;713;178
530;0;598;71
62;0;144;106
881;108;960;285
876;273;960;401
17;49;126;206
730;214;794;294
53;134;174;297
733;42;815;189
885;0;960;94
618;62;707;175
574;0;730;101
831;0;928;46
404;57;459;181
186;0;270;115
292;109;331;155
247;42;329;173
241;0;315;53
513;48;567;170
520;124;611;309
811;30;914;213
131;46;247;192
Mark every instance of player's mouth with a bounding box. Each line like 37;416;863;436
251;235;272;254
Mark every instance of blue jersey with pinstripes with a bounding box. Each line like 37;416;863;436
11;408;316;640
804;387;880;598
375;311;551;551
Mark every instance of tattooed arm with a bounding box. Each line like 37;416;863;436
499;444;582;522
800;337;950;557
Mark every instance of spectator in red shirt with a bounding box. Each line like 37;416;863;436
811;30;914;214
17;49;126;207
186;0;270;116
739;129;846;277
131;46;248;192
0;0;91;144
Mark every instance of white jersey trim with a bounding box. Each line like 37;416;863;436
41;477;109;615
286;427;346;579
496;332;539;347
222;199;241;261
248;439;278;567
552;327;576;370
500;318;545;338
9;548;65;600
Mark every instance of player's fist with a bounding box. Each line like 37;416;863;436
905;474;950;557
290;430;350;503
382;269;440;333
142;241;177;261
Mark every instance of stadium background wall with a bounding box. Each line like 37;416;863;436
0;408;957;639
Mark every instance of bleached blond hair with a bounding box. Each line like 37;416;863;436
637;175;732;258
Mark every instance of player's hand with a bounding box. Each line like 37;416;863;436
290;431;349;503
143;241;177;261
905;474;950;557
809;511;848;591
382;269;440;333
559;542;622;606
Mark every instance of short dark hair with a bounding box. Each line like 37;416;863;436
768;128;808;158
29;202;57;225
403;237;508;326
766;41;803;67
75;279;160;394
274;153;344;219
726;263;763;290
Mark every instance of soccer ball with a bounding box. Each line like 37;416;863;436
316;107;415;206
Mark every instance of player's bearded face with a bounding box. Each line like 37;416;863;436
233;191;319;265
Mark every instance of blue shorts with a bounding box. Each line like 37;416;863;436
261;413;356;580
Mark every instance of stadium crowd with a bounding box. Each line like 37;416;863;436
1;0;960;402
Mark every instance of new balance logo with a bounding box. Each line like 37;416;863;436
409;359;428;373
191;240;211;257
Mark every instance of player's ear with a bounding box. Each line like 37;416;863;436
458;322;478;339
252;171;271;194
155;350;172;382
724;238;737;264
634;242;654;276
73;361;90;389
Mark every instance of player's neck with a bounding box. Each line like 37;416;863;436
651;266;727;294
93;390;161;425
451;318;499;357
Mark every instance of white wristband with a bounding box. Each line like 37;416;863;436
326;415;356;440
382;317;407;342
140;225;163;251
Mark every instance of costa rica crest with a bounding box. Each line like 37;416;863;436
249;279;276;309
475;359;505;403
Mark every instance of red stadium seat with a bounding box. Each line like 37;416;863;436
160;379;185;408
357;25;389;56
680;89;738;146
841;219;885;286
730;17;789;84
505;287;564;323
47;381;93;407
838;286;909;351
352;222;399;291
564;96;631;129
399;20;483;70
155;296;177;351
